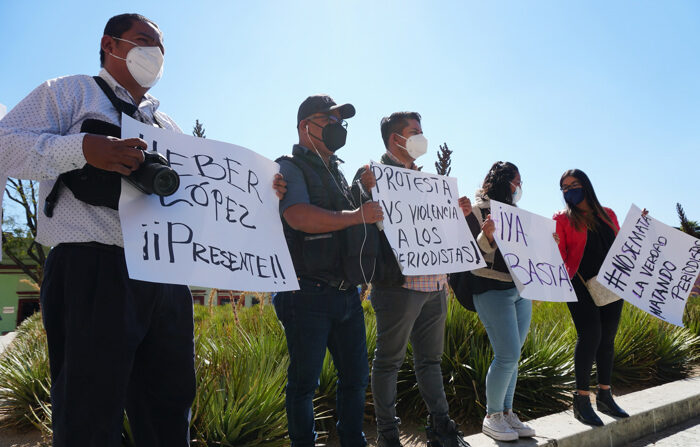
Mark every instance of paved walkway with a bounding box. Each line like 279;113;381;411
625;416;700;447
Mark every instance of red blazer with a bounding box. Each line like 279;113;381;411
553;207;620;279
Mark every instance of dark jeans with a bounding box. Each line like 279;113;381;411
40;244;196;447
273;279;368;447
567;275;624;390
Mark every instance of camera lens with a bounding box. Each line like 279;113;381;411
152;168;180;196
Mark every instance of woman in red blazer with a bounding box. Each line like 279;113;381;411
553;169;628;427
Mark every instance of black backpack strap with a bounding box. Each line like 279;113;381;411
93;76;164;128
93;76;137;118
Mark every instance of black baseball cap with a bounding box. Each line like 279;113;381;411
297;94;356;126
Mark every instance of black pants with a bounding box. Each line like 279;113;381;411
40;243;196;447
567;275;624;390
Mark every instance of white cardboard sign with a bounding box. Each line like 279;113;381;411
119;114;298;292
369;161;485;275
598;204;700;326
490;200;577;302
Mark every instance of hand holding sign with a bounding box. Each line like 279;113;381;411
482;214;496;243
272;173;287;199
458;196;472;216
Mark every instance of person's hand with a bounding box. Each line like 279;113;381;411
482;214;496;243
360;165;376;191
642;208;649;217
273;173;287;200
82;134;146;176
355;201;383;224
553;232;560;245
458;196;472;216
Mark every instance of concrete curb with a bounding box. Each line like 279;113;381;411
462;376;700;447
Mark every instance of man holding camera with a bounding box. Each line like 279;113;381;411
274;95;383;447
0;13;285;447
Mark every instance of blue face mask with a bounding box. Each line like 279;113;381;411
564;188;585;206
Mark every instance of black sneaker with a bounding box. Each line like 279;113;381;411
426;416;472;447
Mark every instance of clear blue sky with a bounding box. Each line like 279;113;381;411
1;0;698;227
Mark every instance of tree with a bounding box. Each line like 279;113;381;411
676;203;699;238
435;143;453;176
193;119;206;138
2;178;48;285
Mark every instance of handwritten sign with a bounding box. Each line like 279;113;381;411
119;114;298;292
369;161;485;275
598;204;700;326
490;200;577;302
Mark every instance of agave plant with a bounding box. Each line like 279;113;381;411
0;313;51;431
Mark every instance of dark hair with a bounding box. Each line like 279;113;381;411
380;111;421;149
560;169;615;232
480;161;519;205
100;13;160;67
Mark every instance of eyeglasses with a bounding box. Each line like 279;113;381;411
510;180;523;188
560;182;582;192
309;114;348;128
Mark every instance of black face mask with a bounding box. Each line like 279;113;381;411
309;120;347;152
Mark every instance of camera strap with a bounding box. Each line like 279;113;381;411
44;76;163;217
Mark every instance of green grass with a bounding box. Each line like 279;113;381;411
1;294;698;445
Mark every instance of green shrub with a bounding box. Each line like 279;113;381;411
191;304;288;446
1;295;698;444
0;313;51;431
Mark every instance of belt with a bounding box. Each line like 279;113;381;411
56;241;123;253
300;276;352;291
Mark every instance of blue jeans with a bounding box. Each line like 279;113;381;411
273;279;368;447
473;287;532;414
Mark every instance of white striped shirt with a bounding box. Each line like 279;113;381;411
0;69;181;247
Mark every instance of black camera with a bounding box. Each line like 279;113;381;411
126;151;180;197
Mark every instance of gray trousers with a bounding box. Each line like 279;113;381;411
370;286;449;437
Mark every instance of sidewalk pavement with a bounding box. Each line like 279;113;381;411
461;376;700;447
625;416;700;447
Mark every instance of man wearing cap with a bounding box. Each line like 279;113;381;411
274;95;383;447
353;112;472;447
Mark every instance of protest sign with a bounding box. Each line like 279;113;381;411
369;161;485;275
598;204;700;326
490;200;577;302
119;114;298;292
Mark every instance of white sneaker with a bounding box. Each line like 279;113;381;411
482;412;519;441
504;410;536;437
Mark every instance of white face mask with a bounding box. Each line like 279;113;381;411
512;184;523;203
110;37;164;88
396;133;428;159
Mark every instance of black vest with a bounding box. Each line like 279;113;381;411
276;151;355;282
